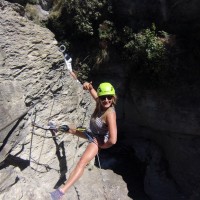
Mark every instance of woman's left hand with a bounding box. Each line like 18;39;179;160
83;82;93;90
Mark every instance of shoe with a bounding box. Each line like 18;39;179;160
50;188;64;200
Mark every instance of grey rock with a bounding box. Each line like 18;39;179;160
0;1;131;200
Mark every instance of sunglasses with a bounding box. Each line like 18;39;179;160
99;95;113;101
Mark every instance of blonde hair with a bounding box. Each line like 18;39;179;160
92;95;117;117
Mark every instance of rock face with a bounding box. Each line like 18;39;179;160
1;0;200;200
0;1;131;200
106;1;200;199
119;84;200;199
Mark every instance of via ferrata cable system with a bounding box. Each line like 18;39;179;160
0;45;73;163
0;44;109;199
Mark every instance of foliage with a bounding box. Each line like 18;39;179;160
94;49;109;68
48;1;172;87
98;20;117;41
76;63;91;83
122;24;170;84
50;0;112;37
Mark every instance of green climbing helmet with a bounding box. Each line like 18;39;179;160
97;82;115;96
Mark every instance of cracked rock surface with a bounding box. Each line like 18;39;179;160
0;1;131;199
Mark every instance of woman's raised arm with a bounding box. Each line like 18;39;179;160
83;82;98;100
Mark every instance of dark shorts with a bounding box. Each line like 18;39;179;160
83;131;108;145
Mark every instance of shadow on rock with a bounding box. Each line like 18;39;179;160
95;143;150;200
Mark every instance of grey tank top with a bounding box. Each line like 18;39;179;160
88;107;115;137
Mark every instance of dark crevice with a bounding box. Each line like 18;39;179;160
95;143;150;200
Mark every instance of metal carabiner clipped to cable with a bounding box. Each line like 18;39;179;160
59;44;66;53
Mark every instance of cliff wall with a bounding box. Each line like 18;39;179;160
0;1;130;199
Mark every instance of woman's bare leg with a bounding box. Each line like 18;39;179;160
60;141;99;193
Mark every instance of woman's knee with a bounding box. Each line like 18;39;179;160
76;143;98;168
76;158;88;168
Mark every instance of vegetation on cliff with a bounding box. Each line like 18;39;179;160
45;0;200;88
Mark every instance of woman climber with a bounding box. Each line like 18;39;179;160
50;81;117;200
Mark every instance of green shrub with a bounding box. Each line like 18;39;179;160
123;24;170;85
48;1;171;87
76;63;91;83
98;20;116;41
61;0;111;36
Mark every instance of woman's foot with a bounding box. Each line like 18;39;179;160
50;188;64;200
